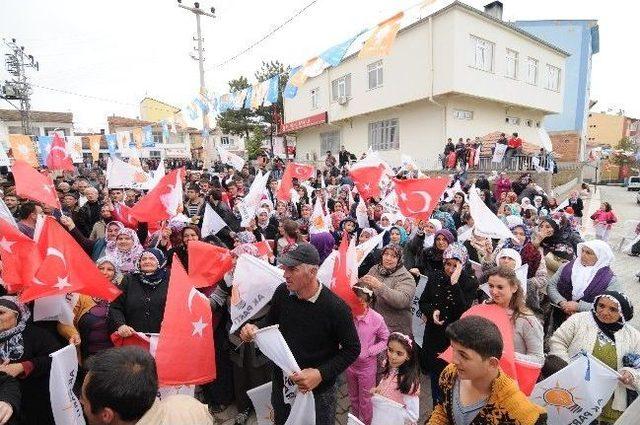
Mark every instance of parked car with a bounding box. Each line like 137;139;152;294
627;176;640;191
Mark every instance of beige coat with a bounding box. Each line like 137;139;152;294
136;395;213;425
549;311;640;412
365;265;416;335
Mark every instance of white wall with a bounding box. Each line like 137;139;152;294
283;3;566;126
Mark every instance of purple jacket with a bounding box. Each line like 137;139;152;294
351;307;389;367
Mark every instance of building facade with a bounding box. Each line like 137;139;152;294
515;19;599;161
0;109;74;149
282;1;567;168
587;112;640;147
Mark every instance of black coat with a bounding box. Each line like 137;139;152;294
10;325;62;425
76;201;102;237
108;273;169;334
418;268;477;369
568;197;584;218
0;373;19;425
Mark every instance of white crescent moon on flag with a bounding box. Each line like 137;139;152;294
294;166;307;177
405;191;432;214
49;146;69;159
46;247;67;267
187;287;205;312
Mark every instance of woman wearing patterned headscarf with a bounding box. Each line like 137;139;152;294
550;291;640;423
359;245;416;335
109;248;170;336
0;296;62;425
418;242;478;405
105;227;145;274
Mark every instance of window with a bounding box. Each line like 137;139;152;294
220;136;235;148
453;109;474;120
505;49;518;79
525;57;538;85
45;127;67;136
7;126;22;135
470;35;494;72
545;64;561;91
505;116;521;125
310;88;319;109
331;74;351;102
152;133;163;145
368;60;383;90
536;121;541;128
320;131;340;154
368;119;399;151
525;119;533;127
150;150;161;158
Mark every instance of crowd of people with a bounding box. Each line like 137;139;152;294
0;148;636;425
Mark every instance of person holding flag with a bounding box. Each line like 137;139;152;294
549;291;640;423
239;242;360;425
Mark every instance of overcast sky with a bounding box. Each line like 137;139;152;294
0;0;636;130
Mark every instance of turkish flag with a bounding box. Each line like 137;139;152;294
112;203;139;229
350;165;384;200
110;331;152;351
155;256;216;386
253;240;273;258
12;160;61;210
276;162;314;201
187;241;233;288
20;217;122;303
0;218;42;293
393;177;450;220
129;168;184;223
331;233;364;316
46;133;74;171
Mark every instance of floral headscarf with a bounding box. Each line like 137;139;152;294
105;221;125;241
389;226;408;246
377;244;404;276
443;242;469;265
502;223;531;253
0;296;30;361
235;230;257;244
106;227;144;274
96;257;122;284
433;210;456;233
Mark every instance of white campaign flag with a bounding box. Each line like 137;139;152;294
239;171;270;227
0;146;10;167
615;395;640;425
468;187;514;240
143;160;166;191
530;352;620;425
317;251;338;287
66;136;83;163
106;157;151;189
371;394;405;425
229;254;284;333
49;345;85;425
351;149;393;176
347;413;365;425
309;197;330;234
34;294;77;326
411;275;427;347
355;197;369;229
355;231;386;267
248;382;275;425
201;203;227;237
380;190;398;212
552;198;570;213
492;143;508;163
254;325;316;425
217;145;245;171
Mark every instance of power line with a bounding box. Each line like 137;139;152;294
210;0;319;70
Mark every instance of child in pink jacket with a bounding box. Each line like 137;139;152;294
346;285;389;425
591;201;617;241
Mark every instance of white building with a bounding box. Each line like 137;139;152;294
0;109;74;149
282;1;568;168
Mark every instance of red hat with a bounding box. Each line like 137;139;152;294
564;207;574;215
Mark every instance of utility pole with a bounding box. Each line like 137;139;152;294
1;38;39;135
177;1;215;169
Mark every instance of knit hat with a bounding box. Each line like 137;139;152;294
138;248;166;269
594;291;634;323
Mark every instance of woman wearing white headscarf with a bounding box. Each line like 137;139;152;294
547;239;619;331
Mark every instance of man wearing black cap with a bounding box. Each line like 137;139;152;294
240;243;360;425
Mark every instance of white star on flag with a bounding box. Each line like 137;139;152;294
43;184;53;194
399;192;408;201
363;183;371;191
54;276;71;290
192;317;207;337
0;237;15;253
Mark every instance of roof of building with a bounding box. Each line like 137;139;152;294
0;109;73;124
107;115;155;128
139;97;181;112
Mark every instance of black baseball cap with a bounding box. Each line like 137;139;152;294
278;243;321;267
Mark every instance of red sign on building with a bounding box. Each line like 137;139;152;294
280;112;327;134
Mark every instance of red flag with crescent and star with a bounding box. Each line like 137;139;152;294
276;162;314;201
46;133;74;171
187;241;233;288
0;218;42;293
129;168;184;223
350;164;385;200
393;177;450;220
155;256;216;386
20;217;122;302
331;233;364;317
12;160;61;210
